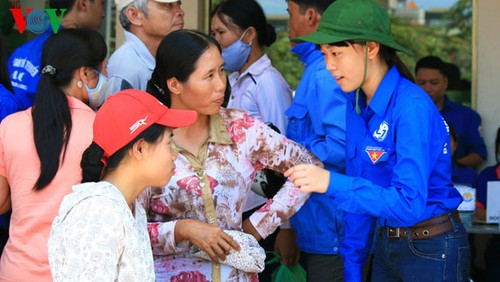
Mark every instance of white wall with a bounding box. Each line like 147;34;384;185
476;0;500;167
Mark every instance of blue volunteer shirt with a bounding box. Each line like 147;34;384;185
0;84;22;121
7;29;53;109
323;66;463;281
286;42;346;255
441;96;487;161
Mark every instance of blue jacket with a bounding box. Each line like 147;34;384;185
0;84;22;121
8;29;53;110
324;66;463;281
286;42;347;254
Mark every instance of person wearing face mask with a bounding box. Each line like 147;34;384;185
211;2;293;280
84;68;108;110
0;28;107;281
211;0;292;134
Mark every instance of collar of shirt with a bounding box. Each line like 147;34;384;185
67;95;93;113
124;31;155;72
291;42;323;66
172;111;233;165
362;66;400;119
441;95;454;112
229;54;271;86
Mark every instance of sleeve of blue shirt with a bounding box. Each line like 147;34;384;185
341;212;376;282
325;95;438;226
305;69;346;172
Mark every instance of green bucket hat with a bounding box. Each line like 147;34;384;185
292;0;412;55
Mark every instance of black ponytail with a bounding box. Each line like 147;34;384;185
81;142;106;182
379;45;414;82
32;28;106;190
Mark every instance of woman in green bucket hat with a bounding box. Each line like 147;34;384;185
284;0;470;281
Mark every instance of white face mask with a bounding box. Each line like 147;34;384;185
84;69;108;110
221;29;252;72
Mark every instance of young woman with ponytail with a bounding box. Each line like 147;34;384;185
0;28;107;281
48;89;197;281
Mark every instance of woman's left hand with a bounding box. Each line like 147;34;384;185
284;164;330;194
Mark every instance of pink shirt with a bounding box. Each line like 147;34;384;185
0;97;94;281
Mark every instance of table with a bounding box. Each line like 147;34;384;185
466;223;500;234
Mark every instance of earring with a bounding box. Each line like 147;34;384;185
77;81;83;88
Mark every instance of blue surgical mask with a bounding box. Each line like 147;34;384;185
84;69;108;110
222;30;252;72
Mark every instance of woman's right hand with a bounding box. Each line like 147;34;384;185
175;219;241;263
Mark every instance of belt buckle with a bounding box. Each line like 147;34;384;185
387;227;401;238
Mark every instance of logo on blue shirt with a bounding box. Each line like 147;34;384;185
373;121;389;142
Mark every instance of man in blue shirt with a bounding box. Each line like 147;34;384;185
415;55;487;170
283;1;346;281
8;0;105;110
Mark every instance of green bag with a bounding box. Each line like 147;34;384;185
266;251;306;282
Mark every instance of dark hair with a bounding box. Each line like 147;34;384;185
32;28;107;190
329;41;414;82
147;29;221;106
448;121;457;142
443;62;461;90
0;36;13;93
379;45;414;82
414;55;447;77
212;0;276;47
81;124;166;182
288;0;335;15
49;0;80;13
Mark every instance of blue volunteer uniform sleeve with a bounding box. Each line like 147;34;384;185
341;212;376;282
305;69;347;172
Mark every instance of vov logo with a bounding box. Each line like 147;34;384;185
10;9;66;34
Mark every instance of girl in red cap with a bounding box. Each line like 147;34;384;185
48;89;197;281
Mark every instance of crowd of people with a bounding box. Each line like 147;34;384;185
0;0;497;281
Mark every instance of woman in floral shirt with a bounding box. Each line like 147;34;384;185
143;29;321;281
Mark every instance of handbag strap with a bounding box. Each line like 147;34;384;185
174;141;221;282
195;169;221;282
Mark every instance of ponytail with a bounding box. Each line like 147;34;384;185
146;71;171;106
81;142;105;183
379;45;414;82
32;28;107;190
32;71;73;190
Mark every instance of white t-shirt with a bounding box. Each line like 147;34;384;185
48;181;155;282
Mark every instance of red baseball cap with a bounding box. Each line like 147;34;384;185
93;89;197;158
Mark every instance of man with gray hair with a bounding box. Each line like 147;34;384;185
101;0;184;102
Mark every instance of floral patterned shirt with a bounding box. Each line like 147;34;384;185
48;182;155;282
139;108;321;281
